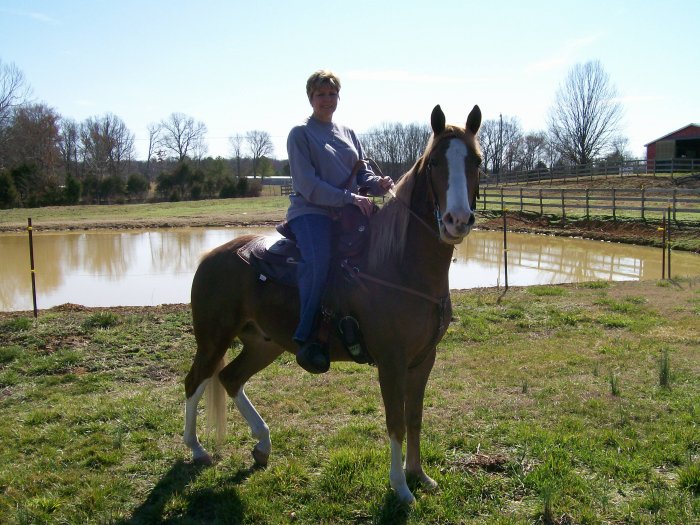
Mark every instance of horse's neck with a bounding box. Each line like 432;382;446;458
402;192;454;294
368;173;453;296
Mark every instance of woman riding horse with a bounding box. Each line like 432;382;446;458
287;70;393;373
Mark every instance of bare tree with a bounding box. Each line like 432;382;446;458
59;118;81;178
548;60;623;165
145;122;161;177
0;60;32;169
229;134;244;177
477;119;500;174
245;130;273;178
518;132;548;170
363;122;430;179
80;113;135;186
160;112;207;161
4;103;61;202
0;59;31;129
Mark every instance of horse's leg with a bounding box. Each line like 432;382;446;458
218;327;286;466
405;349;438;490
377;362;415;504
184;349;228;464
184;296;240;464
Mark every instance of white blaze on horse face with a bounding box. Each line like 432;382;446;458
443;139;473;237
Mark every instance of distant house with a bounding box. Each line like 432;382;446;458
645;124;700;161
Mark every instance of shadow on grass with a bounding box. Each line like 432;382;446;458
371;489;411;525
118;459;260;525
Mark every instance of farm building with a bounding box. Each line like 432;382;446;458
645;124;700;161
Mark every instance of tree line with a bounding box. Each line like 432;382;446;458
1;57;628;209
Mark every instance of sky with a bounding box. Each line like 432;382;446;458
1;0;699;162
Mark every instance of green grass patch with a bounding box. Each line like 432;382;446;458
1;281;699;523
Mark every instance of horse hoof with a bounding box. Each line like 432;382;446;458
398;490;416;505
422;476;438;491
193;452;213;466
252;446;269;466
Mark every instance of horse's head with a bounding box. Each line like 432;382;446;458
424;104;482;244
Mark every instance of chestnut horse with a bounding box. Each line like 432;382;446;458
184;104;482;504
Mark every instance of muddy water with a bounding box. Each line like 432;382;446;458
1;228;699;311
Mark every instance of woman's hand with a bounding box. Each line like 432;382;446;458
378;176;394;193
351;193;374;217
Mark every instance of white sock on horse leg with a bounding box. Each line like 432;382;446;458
389;437;415;504
234;388;271;455
184;379;210;460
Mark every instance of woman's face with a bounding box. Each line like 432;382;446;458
310;84;339;122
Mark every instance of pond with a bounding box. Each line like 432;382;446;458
1;227;699;312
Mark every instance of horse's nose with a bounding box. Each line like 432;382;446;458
443;210;475;234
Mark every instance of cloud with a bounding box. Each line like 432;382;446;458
526;33;603;73
344;69;489;85
0;8;60;25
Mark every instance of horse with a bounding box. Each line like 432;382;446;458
183;104;482;504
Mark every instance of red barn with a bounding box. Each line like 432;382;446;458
645;124;700;161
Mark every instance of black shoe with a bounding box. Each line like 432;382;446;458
296;341;330;374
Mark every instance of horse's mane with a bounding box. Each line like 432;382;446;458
366;125;480;272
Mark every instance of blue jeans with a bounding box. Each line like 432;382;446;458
289;214;333;343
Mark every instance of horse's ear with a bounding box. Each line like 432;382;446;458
466;105;481;135
431;105;446;134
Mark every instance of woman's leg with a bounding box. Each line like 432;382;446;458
289;214;332;372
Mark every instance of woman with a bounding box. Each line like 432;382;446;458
287;70;393;374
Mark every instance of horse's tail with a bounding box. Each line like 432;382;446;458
206;356;228;448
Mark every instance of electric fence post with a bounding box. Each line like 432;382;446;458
502;208;509;290
27;218;38;319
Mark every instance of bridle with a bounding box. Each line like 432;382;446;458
368;131;479;242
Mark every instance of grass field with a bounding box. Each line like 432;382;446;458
0;196;290;231
1;279;699;524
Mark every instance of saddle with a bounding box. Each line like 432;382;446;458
236;204;375;365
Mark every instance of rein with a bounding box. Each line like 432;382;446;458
340;259;450;351
366;158;442;241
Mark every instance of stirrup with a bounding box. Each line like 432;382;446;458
338;316;372;364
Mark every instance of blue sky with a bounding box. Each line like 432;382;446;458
1;0;698;160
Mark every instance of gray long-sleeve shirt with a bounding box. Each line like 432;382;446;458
286;116;384;222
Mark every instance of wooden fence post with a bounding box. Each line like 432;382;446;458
561;190;566;222
672;190;677;222
519;188;523;212
612;189;617;221
539;189;543;216
667;206;672;279
641;187;646;221
660;211;666;279
586;189;590;220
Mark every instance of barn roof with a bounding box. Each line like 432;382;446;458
645;124;700;146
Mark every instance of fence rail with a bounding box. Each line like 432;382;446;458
485;158;700;186
480;187;700;222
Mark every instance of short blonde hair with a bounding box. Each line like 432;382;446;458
306;70;341;101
